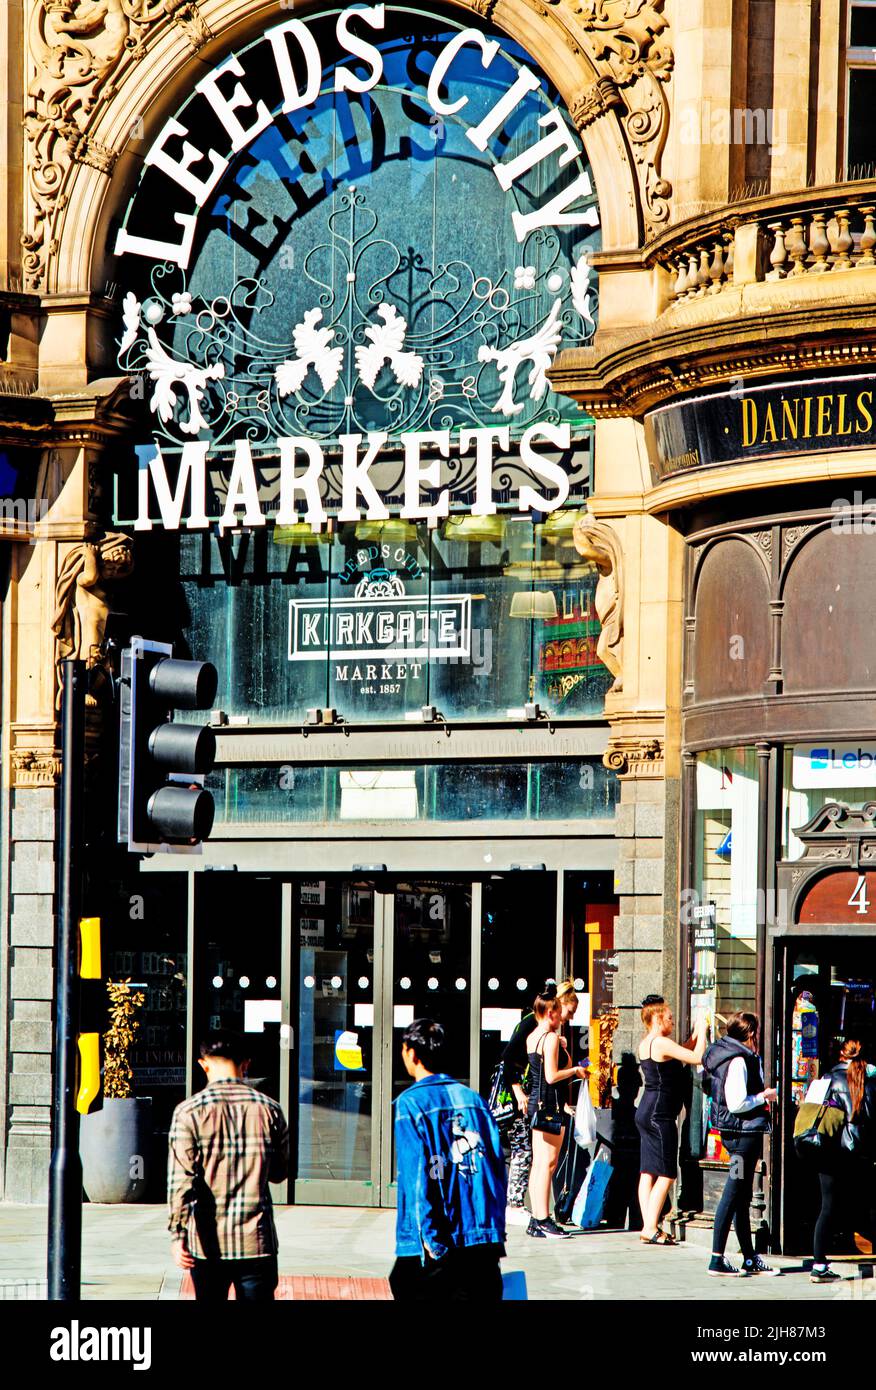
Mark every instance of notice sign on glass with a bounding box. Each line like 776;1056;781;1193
591;950;619;1017
692;902;717;951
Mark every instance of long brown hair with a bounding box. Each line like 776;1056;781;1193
840;1039;868;1120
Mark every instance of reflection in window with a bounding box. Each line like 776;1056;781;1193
847;2;876;175
209;759;618;823
693;748;759;1019
180;516;613;724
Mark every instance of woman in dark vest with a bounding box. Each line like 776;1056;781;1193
702;1011;778;1278
809;1039;876;1285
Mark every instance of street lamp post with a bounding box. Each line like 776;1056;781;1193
47;659;86;1301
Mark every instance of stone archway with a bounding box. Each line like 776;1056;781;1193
23;0;674;297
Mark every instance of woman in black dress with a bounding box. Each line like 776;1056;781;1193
636;999;708;1244
525;992;588;1240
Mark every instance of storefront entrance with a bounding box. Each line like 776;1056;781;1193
187;866;621;1205
292;873;559;1205
777;935;876;1255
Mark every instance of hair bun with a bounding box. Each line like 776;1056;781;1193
543;981;558;1000
641;993;665;1008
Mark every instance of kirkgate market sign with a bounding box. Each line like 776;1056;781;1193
114;7;600;531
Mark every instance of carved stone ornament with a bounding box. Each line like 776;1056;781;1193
23;0;214;289
51;530;134;709
572;512;624;690
603;736;663;779
560;0;674;235
11;748;64;787
23;0;672;290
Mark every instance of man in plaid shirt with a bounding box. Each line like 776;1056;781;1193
168;1031;289;1302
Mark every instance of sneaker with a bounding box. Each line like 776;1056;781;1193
810;1266;843;1284
526;1217;570;1240
742;1256;781;1277
506;1205;532;1228
707;1257;740;1277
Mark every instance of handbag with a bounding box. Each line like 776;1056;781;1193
486;1059;516;1132
793;1097;846;1158
530;1034;564;1135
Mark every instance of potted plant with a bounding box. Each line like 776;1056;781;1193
80;979;152;1203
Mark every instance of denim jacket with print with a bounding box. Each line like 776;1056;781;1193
394;1073;507;1261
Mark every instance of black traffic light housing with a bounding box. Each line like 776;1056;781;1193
118;637;218;852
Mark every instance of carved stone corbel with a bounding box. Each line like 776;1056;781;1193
603;735;664;779
572;512;624;691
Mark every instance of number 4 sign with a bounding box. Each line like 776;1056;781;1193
848;875;870;915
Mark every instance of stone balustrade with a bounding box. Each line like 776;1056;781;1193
654;184;876;303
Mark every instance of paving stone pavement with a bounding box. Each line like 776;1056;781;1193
0;1203;873;1302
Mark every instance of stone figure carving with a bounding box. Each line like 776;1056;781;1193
573;513;624;691
51;532;134;706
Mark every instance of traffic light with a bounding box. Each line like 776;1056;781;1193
76;917;102;1115
118;636;218;852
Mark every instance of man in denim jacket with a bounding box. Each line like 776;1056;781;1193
390;1018;507;1301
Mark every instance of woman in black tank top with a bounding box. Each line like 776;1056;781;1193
636;999;708;1244
525;992;588;1239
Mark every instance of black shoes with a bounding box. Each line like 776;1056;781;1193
526;1216;571;1240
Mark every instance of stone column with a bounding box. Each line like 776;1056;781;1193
607;737;680;1058
4;784;57;1200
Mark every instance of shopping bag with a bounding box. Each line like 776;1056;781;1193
554;1114;591;1223
571;1146;614;1229
574;1083;598;1148
486;1059;516;1132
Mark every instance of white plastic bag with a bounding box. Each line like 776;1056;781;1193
574;1082;598;1148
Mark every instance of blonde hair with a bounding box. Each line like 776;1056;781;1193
556;979;579;1009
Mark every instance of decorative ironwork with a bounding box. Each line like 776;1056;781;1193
117;189;599;451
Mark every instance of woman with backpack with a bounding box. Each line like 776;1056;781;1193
702;1011;779;1278
808;1039;876;1285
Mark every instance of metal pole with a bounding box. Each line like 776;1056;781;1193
47;659;86;1301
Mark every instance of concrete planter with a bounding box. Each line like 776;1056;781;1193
80;1097;153;1203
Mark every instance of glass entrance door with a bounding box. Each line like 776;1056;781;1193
380;881;474;1206
292;872;560;1206
779;936;876;1254
295;877;386;1205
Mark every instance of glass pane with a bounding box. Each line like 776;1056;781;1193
181;528;331;721
693;749;759;1022
102;873;189;1198
208;759;617;823
296;879;375;1183
430;515;535;717
389;883;472;1189
533;519;615;715
781;746;876;859
847;69;876;175
479;875;558;1094
851;4;876;46
195;876;282;1098
327;522;432;720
